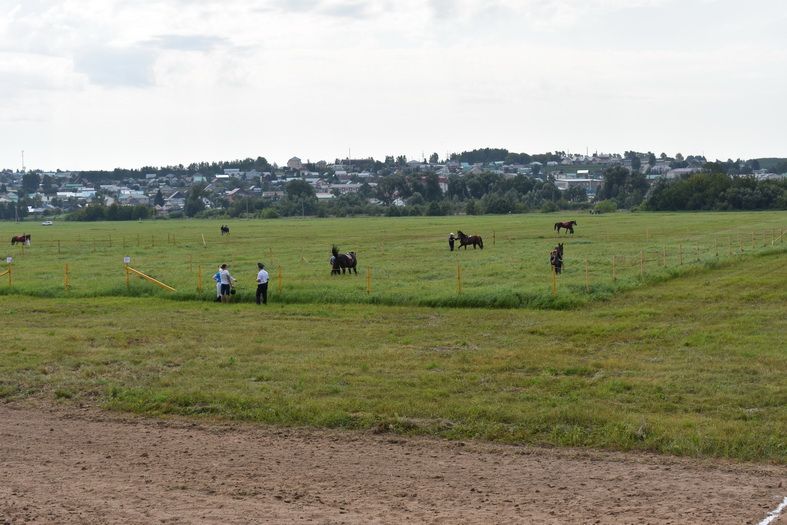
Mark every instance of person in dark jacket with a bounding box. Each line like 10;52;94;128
256;262;269;305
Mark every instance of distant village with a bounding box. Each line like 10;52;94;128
1;150;785;219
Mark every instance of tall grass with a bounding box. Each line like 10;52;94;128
0;236;784;462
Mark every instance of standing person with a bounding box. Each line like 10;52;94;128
255;262;269;305
213;266;222;302
219;263;236;303
448;233;455;251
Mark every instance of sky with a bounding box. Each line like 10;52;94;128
1;0;785;171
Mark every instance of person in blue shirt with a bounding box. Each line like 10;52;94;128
213;266;222;302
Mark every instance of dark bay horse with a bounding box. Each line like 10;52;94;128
550;242;564;274
11;234;30;245
220;225;230;235
331;245;358;275
554;220;577;235
456;230;483;250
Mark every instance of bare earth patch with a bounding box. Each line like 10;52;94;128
1;404;784;524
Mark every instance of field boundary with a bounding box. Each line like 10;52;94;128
1;244;784;309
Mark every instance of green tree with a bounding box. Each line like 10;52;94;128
22;172;41;194
426;201;442;216
406;192;424;206
154;189;165;206
465;199;478;215
422;173;442;202
185;185;206;217
564;185;588;203
41;174;55;195
375;177;396;205
596;166;648;208
429;152;439;164
284;179;317;216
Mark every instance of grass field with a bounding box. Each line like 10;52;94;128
1;212;785;308
1;213;785;463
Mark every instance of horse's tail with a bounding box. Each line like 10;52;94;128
332;245;339;258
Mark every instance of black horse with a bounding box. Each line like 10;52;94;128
554;220;577;235
456;230;483;250
550;243;564;274
220;225;230;235
331;245;358;275
11;234;30;245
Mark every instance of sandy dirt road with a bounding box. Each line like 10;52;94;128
1;404;785;524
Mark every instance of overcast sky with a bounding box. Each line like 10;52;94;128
1;0;785;171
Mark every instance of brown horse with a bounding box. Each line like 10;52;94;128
554;220;577;235
456;230;483;250
11;234;30;245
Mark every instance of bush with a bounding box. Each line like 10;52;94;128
540;201;558;213
594;200;618;214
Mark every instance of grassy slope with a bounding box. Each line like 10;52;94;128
2;212;785;309
1;250;784;463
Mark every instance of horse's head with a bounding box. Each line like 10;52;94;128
457;230;466;239
332;245;339;258
571;220;577;226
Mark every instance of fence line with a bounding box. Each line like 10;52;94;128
3;226;783;301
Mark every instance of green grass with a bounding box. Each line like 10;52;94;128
1;212;785;309
0;240;784;463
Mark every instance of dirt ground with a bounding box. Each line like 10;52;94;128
1;404;784;525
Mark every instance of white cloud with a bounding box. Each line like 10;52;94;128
0;0;785;169
73;45;156;87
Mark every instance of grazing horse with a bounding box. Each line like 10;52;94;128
220;225;230;236
554;220;577;235
456;230;484;250
550;242;564;274
11;234;30;246
331;245;358;275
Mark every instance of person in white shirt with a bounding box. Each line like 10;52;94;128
256;262;269;305
219;263;236;303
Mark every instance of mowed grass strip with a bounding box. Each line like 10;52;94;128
0;252;785;463
1;212;784;308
